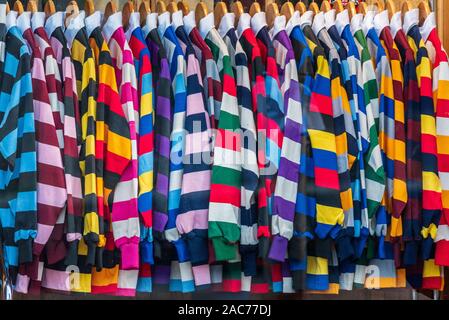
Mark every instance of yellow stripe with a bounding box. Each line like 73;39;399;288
422;171;442;193
306;256;328;276
308;130;337;153
316;204;344;226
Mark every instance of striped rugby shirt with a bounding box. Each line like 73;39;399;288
65;12;98;293
199;13;242;263
219;12;257;292
286;10;316;291
421;13;449;269
0;12;36;287
391;12;422;272
237;13;270;293
14;12;65;295
86;11;132;295
173;10;210;292
404;9;442;290
374;10;407;254
158;12;189;292
126;13;155;292
40;11;83;292
103;11;140;296
142;13;173;288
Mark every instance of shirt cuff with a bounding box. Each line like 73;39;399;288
120;242;140;270
268;235;288;262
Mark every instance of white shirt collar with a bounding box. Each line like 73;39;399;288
218;12;235;38
17;11;31;34
335;9;350;35
300;10;313;27
363;10;376;36
183;10;195;35
350;12;363;35
45;11;64;36
6;11;17;30
324;9;336;31
65;11;85;47
142;12;157;38
403;8;418;35
373;10;389;36
420;11;436;42
157;11;171;36
285;10;300;36
125;12;140;40
198;12;214;39
31;11;45;32
85;10;102;37
237;12;251;37
389;11;402;38
270;14;286;39
172;10;184;30
312;11;325;36
103;11;122;42
251;11;267;36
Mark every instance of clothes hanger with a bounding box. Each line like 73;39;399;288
27;0;38;13
295;1;307;15
139;0;151;26
280;0;294;21
347;0;357;19
386;0;396;20
195;1;208;26
104;0;118;22
13;0;24;15
156;0;166;14
214;1;227;27
320;0;332;13
84;0;95;17
418;0;431;26
401;0;412;24
65;0;79;27
231;0;244;25
266;1;279;29
177;0;190;16
5;2;9;14
122;0;134;30
167;0;178;14
333;0;344;13
249;0;261;17
358;1;368;15
375;0;385;13
309;1;319;15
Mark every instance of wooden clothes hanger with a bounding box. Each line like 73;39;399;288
386;0;396;20
347;0;357;19
139;0;151;26
309;1;319;15
249;1;261;17
64;0;79;27
5;2;9;14
266;1;279;28
84;0;95;17
167;0;178;14
177;0;190;16
195;1;208;26
418;0;431;26
231;0;244;24
295;1;307;15
214;1;227;27
122;0;134;30
358;1;368;15
104;0;118;22
401;0;412;24
156;0;166;14
27;0;38;13
13;0;24;15
320;0;332;13
280;1;294;21
333;0;344;13
375;0;385;13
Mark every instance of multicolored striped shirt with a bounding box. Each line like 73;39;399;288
103;11;140;296
200;13;242;262
0;16;36;288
